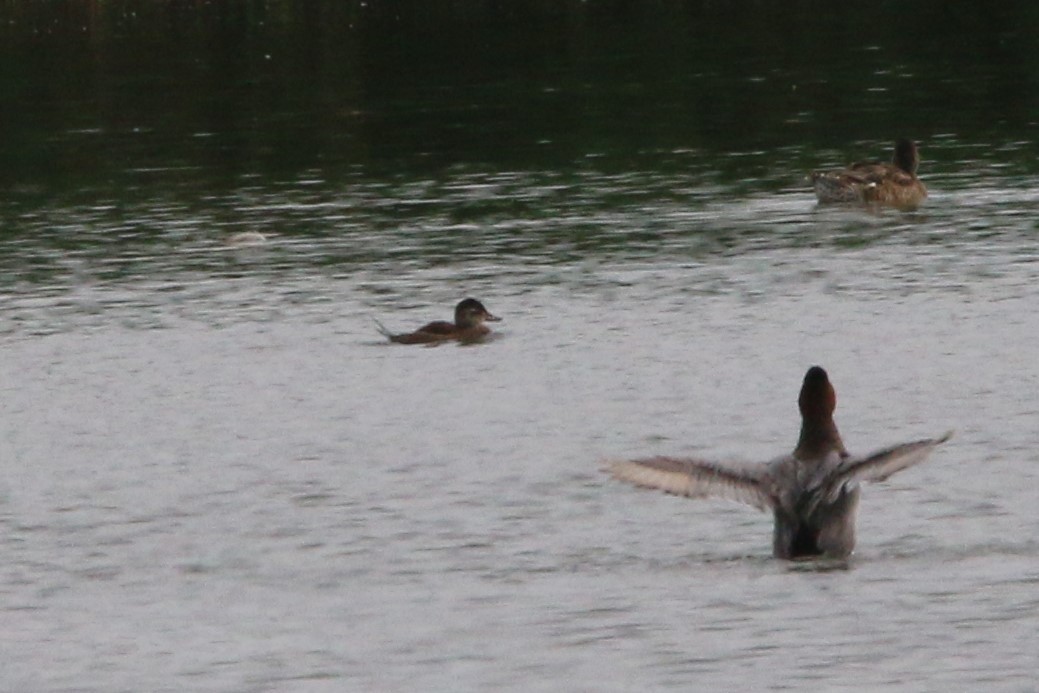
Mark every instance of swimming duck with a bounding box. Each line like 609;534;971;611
811;139;927;209
607;366;951;560
376;298;501;344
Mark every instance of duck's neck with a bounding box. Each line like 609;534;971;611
795;417;846;459
893;140;918;175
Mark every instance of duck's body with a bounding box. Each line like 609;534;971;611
608;366;950;560
812;140;927;210
377;298;501;345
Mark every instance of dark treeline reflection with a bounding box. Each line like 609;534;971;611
3;1;1039;189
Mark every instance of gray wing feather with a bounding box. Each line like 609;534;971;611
817;431;953;508
607;456;774;511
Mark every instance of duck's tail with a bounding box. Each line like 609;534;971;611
372;317;394;339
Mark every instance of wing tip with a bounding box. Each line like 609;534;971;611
602;457;695;497
600;458;630;476
602;456;773;511
602;458;663;484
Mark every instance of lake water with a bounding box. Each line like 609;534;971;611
2;2;1039;691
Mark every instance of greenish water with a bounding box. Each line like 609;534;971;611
2;3;1039;692
4;1;1039;191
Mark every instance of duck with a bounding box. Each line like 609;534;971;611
607;366;951;560
811;139;927;209
375;298;501;345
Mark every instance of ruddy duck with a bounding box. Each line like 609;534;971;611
607;366;951;560
376;298;501;345
811;139;927;210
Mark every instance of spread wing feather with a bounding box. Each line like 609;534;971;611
607;456;773;511
813;431;953;511
837;431;953;484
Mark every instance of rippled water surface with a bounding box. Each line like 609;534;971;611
4;2;1039;691
4;161;1039;691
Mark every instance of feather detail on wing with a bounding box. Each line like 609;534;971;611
812;431;953;512
606;456;774;511
839;431;953;484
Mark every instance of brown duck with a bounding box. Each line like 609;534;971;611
376;298;501;345
607;366;951;560
812;140;927;210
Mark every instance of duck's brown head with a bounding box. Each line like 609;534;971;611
799;366;836;419
454;298;501;328
796;366;845;458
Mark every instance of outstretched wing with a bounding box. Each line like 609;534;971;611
809;431;953;514
838;431;953;485
606;456;773;511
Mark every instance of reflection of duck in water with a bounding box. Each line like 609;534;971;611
376;298;501;345
811;140;927;210
608;366;951;560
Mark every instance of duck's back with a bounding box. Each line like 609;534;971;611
764;451;841;514
414;320;456;335
812;171;866;203
765;450;858;559
813;159;926;207
386;320;457;344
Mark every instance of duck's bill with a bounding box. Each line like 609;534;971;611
484;313;502;322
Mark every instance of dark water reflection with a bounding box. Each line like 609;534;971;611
4;1;1039;187
3;2;1039;692
4;154;1038;313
